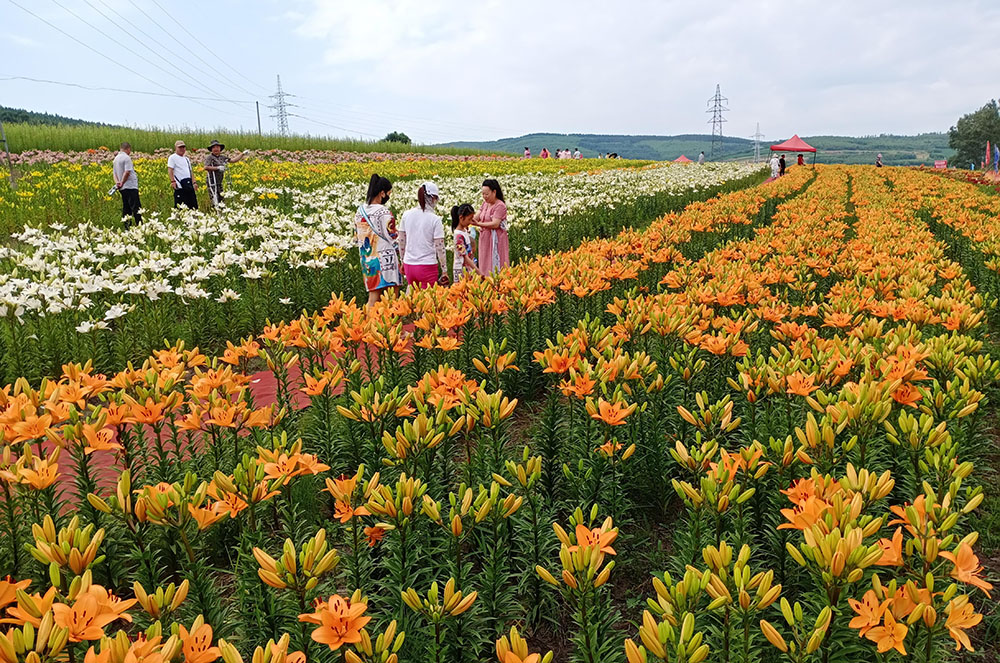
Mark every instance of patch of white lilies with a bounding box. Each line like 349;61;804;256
0;162;761;328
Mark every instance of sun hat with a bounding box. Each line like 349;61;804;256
208;140;225;150
422;181;439;197
174;140;186;148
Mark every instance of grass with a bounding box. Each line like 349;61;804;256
1;122;502;156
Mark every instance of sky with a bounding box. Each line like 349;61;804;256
3;0;999;144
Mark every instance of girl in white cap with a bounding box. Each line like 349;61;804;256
399;182;450;290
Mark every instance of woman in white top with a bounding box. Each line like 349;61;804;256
399;182;449;290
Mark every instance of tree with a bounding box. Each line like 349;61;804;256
383;131;411;145
948;100;1000;168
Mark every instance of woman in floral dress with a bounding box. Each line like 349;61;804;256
355;174;401;307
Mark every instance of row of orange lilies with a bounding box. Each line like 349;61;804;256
2;165;995;662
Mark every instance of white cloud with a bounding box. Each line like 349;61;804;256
285;0;1000;141
6;0;1000;142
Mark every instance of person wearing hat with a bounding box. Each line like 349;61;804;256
204;139;246;209
399;181;449;289
167;140;198;209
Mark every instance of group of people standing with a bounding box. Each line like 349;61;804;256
110;139;246;225
768;152;806;178
524;147;622;160
528;147;581;160
355;175;509;307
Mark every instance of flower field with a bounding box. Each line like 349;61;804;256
0;159;762;383
1;163;998;663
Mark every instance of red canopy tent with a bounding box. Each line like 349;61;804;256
674;154;693;163
770;135;817;164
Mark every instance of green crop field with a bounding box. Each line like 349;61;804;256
0;121;494;156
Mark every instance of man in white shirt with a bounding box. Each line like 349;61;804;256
698;151;705;165
573;148;582;159
112;141;141;226
167;139;198;209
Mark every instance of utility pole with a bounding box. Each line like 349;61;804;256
706;84;729;159
268;75;294;137
256;101;262;136
0;117;14;190
750;122;764;163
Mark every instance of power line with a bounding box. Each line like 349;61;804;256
292;100;499;139
46;0;244;118
86;0;255;101
5;75;418;142
146;0;270;95
288;103;467;141
3;75;442;142
286;113;381;139
6;0;240;118
0;75;254;103
97;1;475;140
120;0;263;97
293;95;506;135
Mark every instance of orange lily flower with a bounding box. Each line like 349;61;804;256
864;611;907;655
334;499;371;523
19;453;60;490
189;504;227;530
785;372;818;396
891;383;921;407
874;528;903;566
364;525;388;547
81;425;121;455
0;577;30;610
848;590;886;637
10;414;53;443
559;373;596;399
299;595;371;651
301;373;330;396
777;496;830;530
590;399;636;427
2;587;57;626
178;622;221;663
944;595;982;652
939;543;994;596
128;397;168;425
52;593;121;642
570;524;617;556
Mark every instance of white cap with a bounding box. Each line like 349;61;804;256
422;181;439;197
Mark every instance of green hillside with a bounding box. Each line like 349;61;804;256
0;105;112;127
442;132;952;166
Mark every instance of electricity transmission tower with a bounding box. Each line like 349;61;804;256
706;84;729;159
269;75;295;136
751;122;765;163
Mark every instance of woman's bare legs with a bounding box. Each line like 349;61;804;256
366;285;400;308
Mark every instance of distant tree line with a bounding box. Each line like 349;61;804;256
949;100;1000;169
0;105;111;127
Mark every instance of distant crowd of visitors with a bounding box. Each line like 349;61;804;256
522;147;622;159
111;139;246;226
